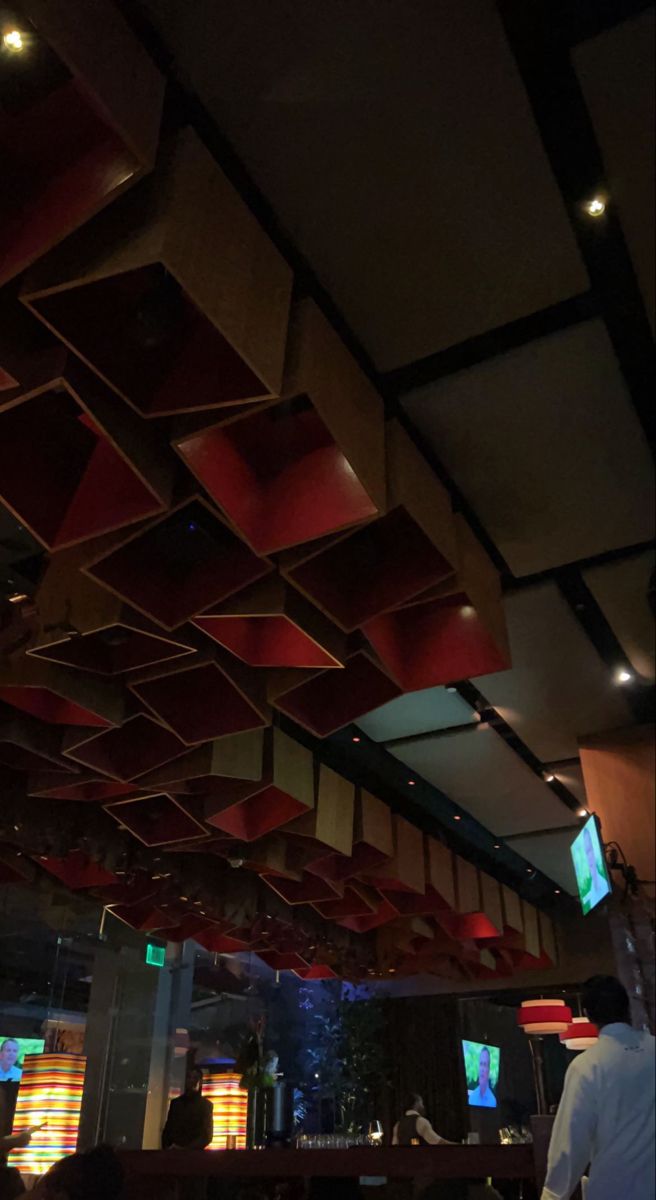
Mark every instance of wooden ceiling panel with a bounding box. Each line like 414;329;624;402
584;551;655;682
403;320;655;576
475;583;632;761
141;0;587;369
387;724;577;836
574;10;656;331
356;685;478;743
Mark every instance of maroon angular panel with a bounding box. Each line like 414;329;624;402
130;656;270;746
271;650;401;738
104;793;207;847
84;498;272;631
63;713;189;781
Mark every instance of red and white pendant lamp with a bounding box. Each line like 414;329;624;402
517;998;572;1036
559;1016;599;1051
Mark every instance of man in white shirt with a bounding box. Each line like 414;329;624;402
468;1045;497;1108
0;1039;21;1083
542;975;655;1200
392;1093;448;1145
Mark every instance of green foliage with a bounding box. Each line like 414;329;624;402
304;992;390;1132
462;1040;500;1091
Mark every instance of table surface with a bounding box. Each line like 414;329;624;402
120;1144;535;1179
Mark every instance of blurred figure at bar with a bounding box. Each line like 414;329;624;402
163;1067;213;1200
29;1145;123;1200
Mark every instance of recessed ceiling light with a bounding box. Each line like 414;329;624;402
583;196;606;218
407;779;416;786
554;889;561;895
352;735;361;743
453;814;462;821
461;605;475;618
615;668;633;685
3;29;24;51
446;686;457;693
493;843;501;850
544;773;555;783
578;808;588;818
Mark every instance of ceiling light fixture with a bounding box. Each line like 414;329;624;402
453;814;462;821
615;668;633;685
554;889;561;895
407;779;416;786
493;843;501;850
3;29;24;51
461;605;475;618
544;773;555;783
446;686;457;693
578;808;588;818
583;196;606;218
352;735;361;743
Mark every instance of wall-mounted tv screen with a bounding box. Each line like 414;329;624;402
0;1037;45;1082
462;1040;500;1108
570;814;612;915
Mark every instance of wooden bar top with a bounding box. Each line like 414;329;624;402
120;1144;534;1179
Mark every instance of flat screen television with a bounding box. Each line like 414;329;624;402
462;1040;500;1108
0;1037;45;1083
570;814;612;915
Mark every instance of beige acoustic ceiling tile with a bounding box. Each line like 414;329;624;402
506;829;580;895
403;320;654;576
141;0;587;369
475;583;632;761
584;551;655;682
387;723;577;836
575;10;655;330
356;685;477;742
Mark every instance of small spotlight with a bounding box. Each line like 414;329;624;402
554;889;561;895
446;686;457;694
187;521;198;533
544;773;555;783
583;196;606;218
352;735;361;743
461;605;475;618
578;808;588;818
493;843;501;850
615;668;633;685
453;814;462;821
407;779;416;786
3;29;24;51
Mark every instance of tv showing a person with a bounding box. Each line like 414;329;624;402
0;1041;21;1083
462;1041;499;1108
570;815;612;915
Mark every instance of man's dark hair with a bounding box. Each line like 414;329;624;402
582;975;631;1027
404;1092;423;1111
44;1145;124;1200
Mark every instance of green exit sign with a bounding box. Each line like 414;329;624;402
146;943;166;968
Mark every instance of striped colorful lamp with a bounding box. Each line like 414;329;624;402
517;999;572;1035
560;1017;599;1050
203;1072;248;1150
10;1053;86;1175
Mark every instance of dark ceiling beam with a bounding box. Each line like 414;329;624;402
383;291;598;396
498;0;656;450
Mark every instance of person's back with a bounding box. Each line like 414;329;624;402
543;976;656;1200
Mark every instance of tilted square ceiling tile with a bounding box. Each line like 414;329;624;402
83;496;272;632
204;727;314;842
284;763;355;859
271;648;401;738
22;128;292;415
129;651;270;746
135;730;265;792
363;516;510;689
0;346;174;552
104;792;207;847
0;707;80;773
175;299;386;554
0;654;124;728
305;788;393;883
403;321;654;576
29;547;196;676
193;574;346;669
362;814;425;894
0;0;163;286
62;713;189;781
279;420;456;631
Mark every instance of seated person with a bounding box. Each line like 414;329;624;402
30;1145;124;1200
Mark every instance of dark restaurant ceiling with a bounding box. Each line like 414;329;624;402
0;0;653;980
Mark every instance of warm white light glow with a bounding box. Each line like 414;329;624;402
616;669;633;684
461;605;475;618
544;774;555;783
583;196;606;217
3;28;24;51
578;808;588;818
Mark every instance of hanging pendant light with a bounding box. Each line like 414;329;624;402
559;1017;599;1050
517;998;572;1035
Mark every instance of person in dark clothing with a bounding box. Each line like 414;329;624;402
162;1067;213;1150
392;1094;448;1145
30;1145;123;1200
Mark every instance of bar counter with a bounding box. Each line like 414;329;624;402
120;1144;537;1196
